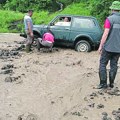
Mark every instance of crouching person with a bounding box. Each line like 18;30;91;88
37;30;54;52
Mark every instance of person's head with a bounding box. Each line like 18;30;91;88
109;1;120;12
64;17;69;22
28;10;33;17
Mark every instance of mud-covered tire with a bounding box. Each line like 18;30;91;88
33;34;39;47
75;40;91;52
36;38;41;50
34;35;39;41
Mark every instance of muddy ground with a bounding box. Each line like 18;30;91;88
0;33;120;120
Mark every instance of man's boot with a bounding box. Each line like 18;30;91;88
109;71;117;88
97;71;107;89
26;44;31;53
37;39;41;51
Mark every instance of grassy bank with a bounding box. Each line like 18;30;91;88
0;10;23;32
0;2;90;33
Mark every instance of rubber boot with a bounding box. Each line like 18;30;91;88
49;44;53;52
109;71;117;88
26;44;31;53
37;39;41;51
97;71;107;89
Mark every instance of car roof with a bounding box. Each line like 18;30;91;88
56;14;96;19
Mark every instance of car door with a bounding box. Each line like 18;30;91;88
49;16;72;46
69;17;100;43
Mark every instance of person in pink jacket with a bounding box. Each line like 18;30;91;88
37;30;54;51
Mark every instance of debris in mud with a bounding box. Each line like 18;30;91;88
14;40;26;44
97;104;104;109
101;116;112;120
18;113;38;120
51;101;55;104
0;69;13;74
102;112;108;116
5;77;14;82
1;64;14;70
66;60;82;66
83;72;93;77
39;47;59;53
101;112;112;120
71;111;82;116
12;44;25;51
63;111;68;116
0;49;20;59
112;108;120;120
97;90;105;95
107;87;120;96
88;103;95;108
5;76;21;83
0;64;14;75
52;47;59;52
90;92;98;97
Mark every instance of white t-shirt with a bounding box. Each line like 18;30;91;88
24;15;33;30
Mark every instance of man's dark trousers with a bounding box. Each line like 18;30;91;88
99;48;120;88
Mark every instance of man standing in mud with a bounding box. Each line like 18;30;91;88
24;10;34;53
98;1;120;89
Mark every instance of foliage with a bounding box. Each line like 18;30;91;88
3;0;51;12
60;2;90;15
0;0;117;33
1;0;84;12
2;0;64;12
90;0;115;24
0;1;90;33
0;10;23;32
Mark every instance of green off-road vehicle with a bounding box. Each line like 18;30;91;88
21;14;103;52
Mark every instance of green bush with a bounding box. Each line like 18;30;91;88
0;10;23;32
1;0;115;33
61;2;90;15
90;0;115;24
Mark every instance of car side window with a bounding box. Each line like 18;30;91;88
54;17;71;26
72;17;96;28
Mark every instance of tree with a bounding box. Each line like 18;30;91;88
90;0;115;24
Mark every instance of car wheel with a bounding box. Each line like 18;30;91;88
36;38;41;51
33;35;39;46
34;35;39;41
75;40;91;52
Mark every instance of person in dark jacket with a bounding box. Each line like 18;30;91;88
97;1;120;89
